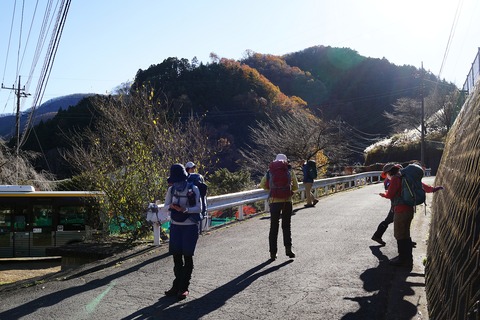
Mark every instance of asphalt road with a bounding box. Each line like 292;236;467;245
0;177;435;320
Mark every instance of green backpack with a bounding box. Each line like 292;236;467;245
398;164;426;206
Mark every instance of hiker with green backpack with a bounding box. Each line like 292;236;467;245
372;163;443;247
379;162;443;267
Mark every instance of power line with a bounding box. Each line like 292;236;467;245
16;0;26;79
19;1;41;74
438;0;464;79
1;1;18;114
20;0;72;148
1;0;17;85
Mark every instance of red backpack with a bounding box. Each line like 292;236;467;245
266;160;292;198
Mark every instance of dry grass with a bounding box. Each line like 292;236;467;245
0;261;61;285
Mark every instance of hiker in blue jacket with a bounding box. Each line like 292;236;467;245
164;163;202;300
185;161;207;213
185;161;205;184
302;159;318;207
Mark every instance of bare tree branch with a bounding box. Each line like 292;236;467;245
239;111;347;177
64;88;217;238
384;98;422;134
0;139;55;190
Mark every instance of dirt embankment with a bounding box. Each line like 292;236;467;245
0;259;61;285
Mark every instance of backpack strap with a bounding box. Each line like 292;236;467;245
171;182;194;198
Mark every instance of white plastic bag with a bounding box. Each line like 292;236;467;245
146;203;159;223
156;205;170;222
146;202;170;223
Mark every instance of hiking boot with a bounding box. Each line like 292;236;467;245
371;236;386;246
286;247;296;258
177;290;189;300
304;204;314;208
389;256;413;268
164;287;178;297
270;252;277;260
313;199;319;205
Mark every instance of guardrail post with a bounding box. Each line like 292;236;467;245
238;205;244;220
153;223;161;246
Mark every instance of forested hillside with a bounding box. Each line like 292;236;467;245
9;45;456;179
0;94;92;139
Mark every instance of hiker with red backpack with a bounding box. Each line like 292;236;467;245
260;154;299;261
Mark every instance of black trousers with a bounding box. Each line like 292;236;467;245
373;205;394;239
269;201;293;253
172;254;194;292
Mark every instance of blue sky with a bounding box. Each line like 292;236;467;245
1;0;479;115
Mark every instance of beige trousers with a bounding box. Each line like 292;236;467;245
304;182;314;205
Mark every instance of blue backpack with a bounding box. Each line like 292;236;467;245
187;173;208;218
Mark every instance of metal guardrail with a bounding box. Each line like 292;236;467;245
151;171;383;244
151;169;432;243
206;171;382;220
462;47;480;94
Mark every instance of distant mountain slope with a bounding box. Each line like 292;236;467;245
0;94;93;139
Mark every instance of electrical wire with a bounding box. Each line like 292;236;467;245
438;0;464;79
19;1;40;74
1;1;18;114
342;120;385;138
20;0;71;149
23;0;55;112
2;0;17;85
15;0;25;82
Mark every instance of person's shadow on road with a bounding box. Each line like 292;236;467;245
341;246;423;320
121;259;293;320
0;250;170;320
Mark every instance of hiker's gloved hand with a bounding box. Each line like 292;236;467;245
432;186;444;192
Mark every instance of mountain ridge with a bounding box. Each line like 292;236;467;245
1;45;457;177
0;93;93;139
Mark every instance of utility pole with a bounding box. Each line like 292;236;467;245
420;62;426;166
1;75;31;156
